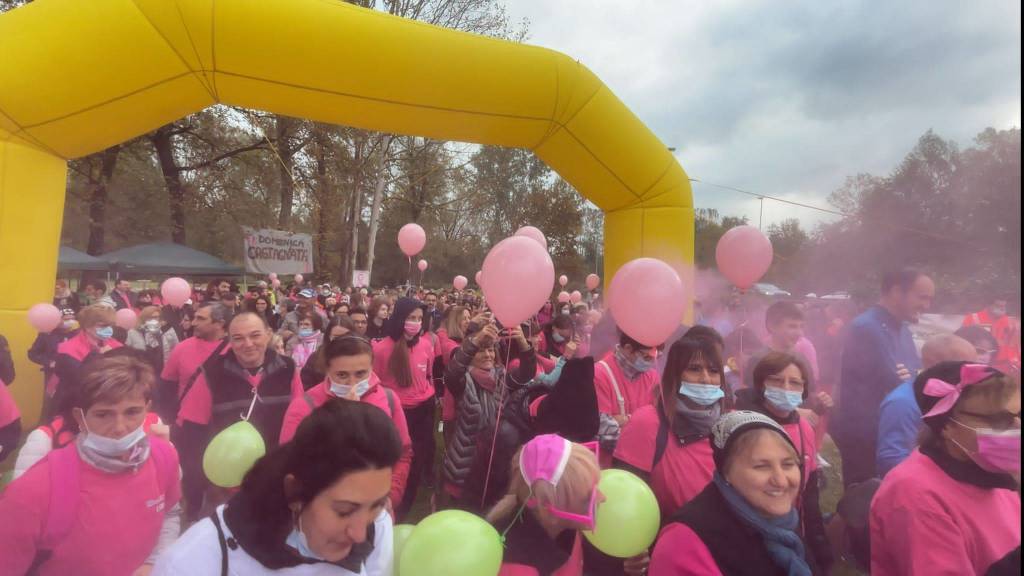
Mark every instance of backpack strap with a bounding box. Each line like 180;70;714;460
303;392;316;412
210;510;230;576
148;437;178;504
653;408;670;472
179;339;229;403
597;361;627;418
383;387;397;417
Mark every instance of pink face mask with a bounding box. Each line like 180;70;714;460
952;419;1021;473
520;435;601;530
404;320;422;337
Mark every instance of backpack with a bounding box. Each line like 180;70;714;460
30;438;178;571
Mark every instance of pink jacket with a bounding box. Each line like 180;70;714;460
870;450;1021;576
278;374;413;506
649;523;723;576
373;336;436;408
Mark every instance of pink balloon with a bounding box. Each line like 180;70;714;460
515;226;548;249
27;303;62;333
558;291;571;303
570;290;583;304
417;259;429;272
453;275;468;291
295;274;304;284
715;225;774;290
115;308;138;330
608;258;686;347
268;273;278;280
475;271;483;286
398;223;427;257
559;275;568;287
586;274;601;291
482;236;555;327
161;277;191;307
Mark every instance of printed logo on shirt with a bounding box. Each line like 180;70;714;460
146;494;166;513
417;363;428;373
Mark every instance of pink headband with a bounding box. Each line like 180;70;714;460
922;363;995;418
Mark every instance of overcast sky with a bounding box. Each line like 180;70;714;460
505;0;1021;229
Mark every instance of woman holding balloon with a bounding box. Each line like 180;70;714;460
649;411;819;576
0;354;182;576
372;297;437;519
155;400;400;576
614;336;725;519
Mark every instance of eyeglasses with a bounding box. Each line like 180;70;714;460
526;441;601;530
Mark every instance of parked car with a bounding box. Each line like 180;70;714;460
753;283;792;297
821;291;852;301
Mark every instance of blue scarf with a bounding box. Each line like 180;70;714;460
712;472;811;576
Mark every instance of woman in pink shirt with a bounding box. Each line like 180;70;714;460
614;336;726;519
372;297;435;519
870;361;1021;576
279;336;413;511
649;411;818;576
734;351;832;572
0;354;181;576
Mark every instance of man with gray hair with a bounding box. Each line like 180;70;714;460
160;302;231;423
875;332;976;476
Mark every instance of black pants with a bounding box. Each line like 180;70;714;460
398;399;436;520
834;433;877;488
0;417;21;464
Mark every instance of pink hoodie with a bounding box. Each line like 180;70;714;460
870;449;1020;576
372;336;436;408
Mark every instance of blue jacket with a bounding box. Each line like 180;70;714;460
834;306;921;445
876;380;921;476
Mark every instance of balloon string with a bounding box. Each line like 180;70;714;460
406;256;412;287
241;390;259;422
481;337;514;510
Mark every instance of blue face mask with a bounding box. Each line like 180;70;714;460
285;515;324;561
298;328;316;339
678;382;724;406
631;357;656;373
330;377;371;399
764;387;803;414
552;332;566;343
94;326;114;341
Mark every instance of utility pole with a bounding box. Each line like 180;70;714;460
758;196;765;230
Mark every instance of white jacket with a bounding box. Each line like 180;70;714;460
153;505;393;576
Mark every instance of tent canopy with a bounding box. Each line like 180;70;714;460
100;242;244;277
58;245;108;272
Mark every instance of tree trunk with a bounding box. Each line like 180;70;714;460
275;115;297;229
85;145;122;255
151;127;189;244
313;131;331;280
364;134;394;280
344;138;364;285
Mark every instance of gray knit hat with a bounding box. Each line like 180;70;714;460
710;410;800;471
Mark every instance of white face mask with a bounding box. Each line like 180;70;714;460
144;319;161;332
330;377;371;399
80;412;147;457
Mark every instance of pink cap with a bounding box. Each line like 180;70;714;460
520;434;572;488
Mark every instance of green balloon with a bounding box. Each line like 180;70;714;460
399;510;503;576
583;469;660;558
202;420;266;488
393;524;416;573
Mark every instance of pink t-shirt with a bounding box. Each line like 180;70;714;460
593;351;660;418
614;405;716;518
373;337;436;408
177;362;303;426
649;523;723;576
160;336;224;397
0;379;20;428
499;532;584;576
870;449;1021;576
793;337;820;382
0;445;181;576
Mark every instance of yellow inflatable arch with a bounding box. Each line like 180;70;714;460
0;0;693;420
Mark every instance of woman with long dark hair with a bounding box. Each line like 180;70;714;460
154;400;401;575
372;297;437;519
364;297;391;341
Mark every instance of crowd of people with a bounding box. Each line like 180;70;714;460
0;266;1019;576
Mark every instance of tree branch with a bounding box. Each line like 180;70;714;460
178;141;268;172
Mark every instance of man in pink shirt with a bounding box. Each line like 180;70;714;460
593;332;661;466
159;302;229;422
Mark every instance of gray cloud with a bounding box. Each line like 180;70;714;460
506;0;1021;228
